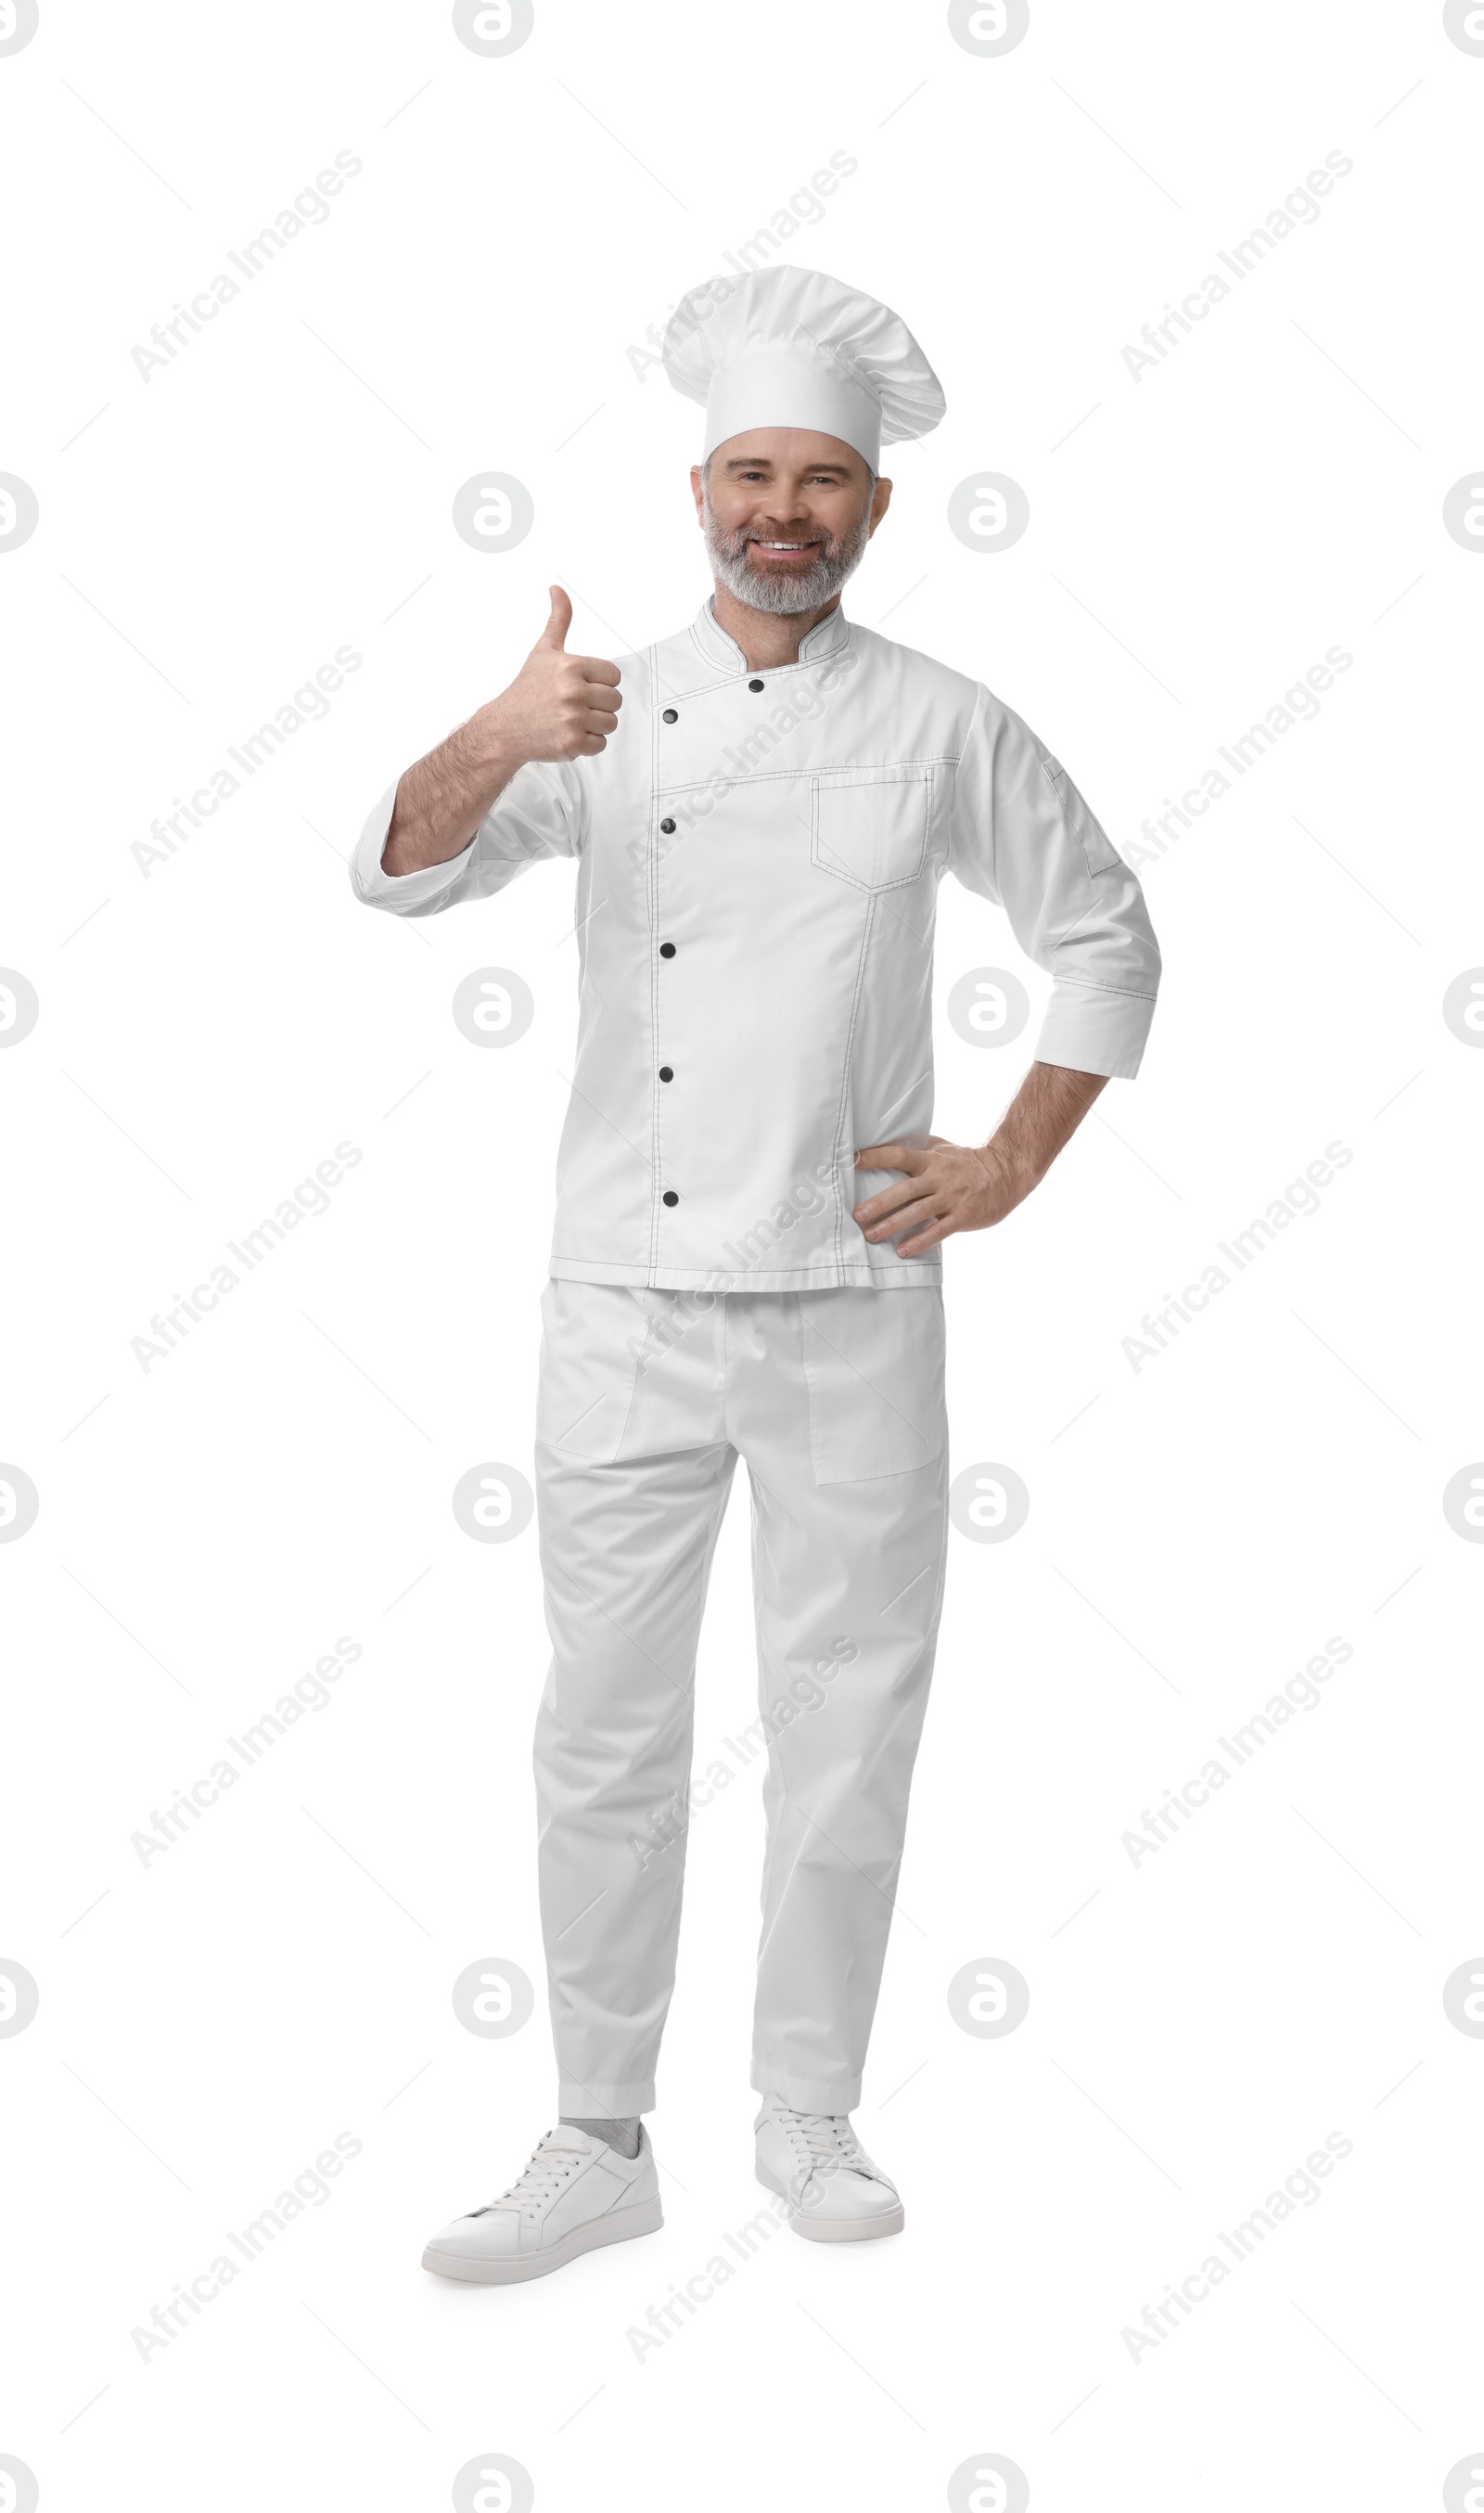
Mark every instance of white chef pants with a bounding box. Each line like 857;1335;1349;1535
532;1276;949;2118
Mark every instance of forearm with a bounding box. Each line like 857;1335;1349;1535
983;1060;1107;1203
381;709;531;877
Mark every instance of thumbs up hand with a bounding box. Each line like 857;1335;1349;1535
487;585;623;763
377;589;622;878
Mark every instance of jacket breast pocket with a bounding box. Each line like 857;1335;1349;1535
811;764;933;893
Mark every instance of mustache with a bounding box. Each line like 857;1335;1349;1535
724;524;836;557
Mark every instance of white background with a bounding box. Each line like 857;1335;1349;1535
3;2;1482;2507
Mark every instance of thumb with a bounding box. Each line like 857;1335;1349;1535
535;584;571;651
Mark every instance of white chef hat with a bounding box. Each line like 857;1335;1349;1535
661;264;945;473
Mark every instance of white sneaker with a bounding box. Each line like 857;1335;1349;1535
754;2095;904;2242
422;2124;662;2284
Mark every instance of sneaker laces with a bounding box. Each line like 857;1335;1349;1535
775;2108;864;2177
473;2133;590;2221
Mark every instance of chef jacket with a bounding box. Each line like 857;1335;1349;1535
351;598;1159;1293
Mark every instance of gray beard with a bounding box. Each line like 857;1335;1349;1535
702;500;871;616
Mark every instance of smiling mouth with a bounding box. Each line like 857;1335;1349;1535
748;539;822;559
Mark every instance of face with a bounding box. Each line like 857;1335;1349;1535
692;429;892;615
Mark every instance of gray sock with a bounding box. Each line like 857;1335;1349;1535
561;2114;641;2160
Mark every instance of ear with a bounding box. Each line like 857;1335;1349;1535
868;475;893;537
689;462;706;525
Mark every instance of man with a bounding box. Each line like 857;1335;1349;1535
351;266;1159;2283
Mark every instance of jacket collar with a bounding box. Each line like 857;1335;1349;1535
690;594;851;674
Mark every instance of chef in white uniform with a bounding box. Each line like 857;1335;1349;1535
352;267;1159;2283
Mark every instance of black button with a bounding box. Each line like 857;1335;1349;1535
659;817;675;834
662;1189;679;1206
748;677;764;692
659;1066;673;1082
659;942;675;958
662;708;678;724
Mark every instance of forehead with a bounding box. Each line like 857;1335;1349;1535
708;428;865;474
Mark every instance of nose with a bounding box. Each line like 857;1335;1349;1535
753;491;812;525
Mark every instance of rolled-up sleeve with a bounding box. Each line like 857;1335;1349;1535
349;756;584;919
948;686;1160;1079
